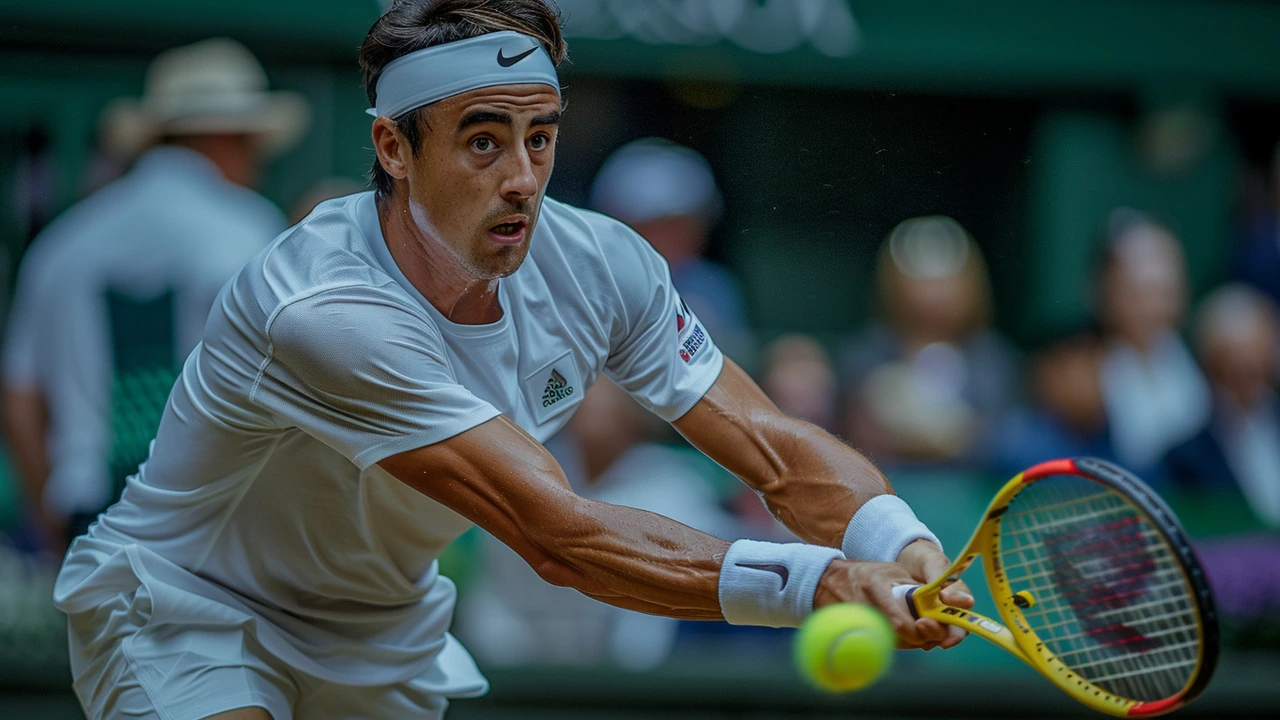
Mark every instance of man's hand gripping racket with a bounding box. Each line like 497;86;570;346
892;457;1218;717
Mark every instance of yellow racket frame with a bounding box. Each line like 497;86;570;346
905;458;1209;717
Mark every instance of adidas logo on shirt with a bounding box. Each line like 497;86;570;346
541;369;574;407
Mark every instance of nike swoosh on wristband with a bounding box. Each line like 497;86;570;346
496;46;538;67
735;562;790;590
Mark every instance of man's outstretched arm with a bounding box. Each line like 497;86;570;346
672;358;972;647
377;414;935;641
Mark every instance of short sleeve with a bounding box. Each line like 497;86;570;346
602;225;724;421
252;286;501;469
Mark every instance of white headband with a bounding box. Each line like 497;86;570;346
368;31;560;118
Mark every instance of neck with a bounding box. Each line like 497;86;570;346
377;193;503;324
165;135;255;187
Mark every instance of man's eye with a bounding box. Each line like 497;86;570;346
529;134;549;151
472;137;494;152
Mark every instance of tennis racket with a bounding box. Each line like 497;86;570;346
893;457;1218;717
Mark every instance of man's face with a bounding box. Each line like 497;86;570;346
1102;226;1186;348
402;83;560;279
1203;309;1278;410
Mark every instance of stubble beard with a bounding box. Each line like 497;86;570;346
465;200;539;279
463;242;528;280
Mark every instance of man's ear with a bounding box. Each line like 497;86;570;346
372;116;409;181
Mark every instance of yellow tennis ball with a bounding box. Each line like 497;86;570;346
794;603;895;693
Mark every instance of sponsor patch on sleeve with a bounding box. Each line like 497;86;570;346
675;296;707;363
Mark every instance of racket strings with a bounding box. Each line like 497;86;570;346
1031;606;1195;637
997;476;1200;703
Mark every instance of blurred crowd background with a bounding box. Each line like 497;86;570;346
2;1;1279;717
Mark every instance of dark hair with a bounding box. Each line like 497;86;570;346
360;0;567;197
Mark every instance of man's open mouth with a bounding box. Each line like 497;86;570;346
490;221;524;235
488;219;528;244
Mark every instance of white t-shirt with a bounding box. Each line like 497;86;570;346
2;146;285;514
53;191;724;692
1101;333;1210;470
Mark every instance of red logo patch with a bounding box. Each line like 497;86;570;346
675;296;691;332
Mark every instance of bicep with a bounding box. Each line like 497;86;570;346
257;289;500;467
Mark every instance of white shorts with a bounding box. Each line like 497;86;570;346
67;589;451;720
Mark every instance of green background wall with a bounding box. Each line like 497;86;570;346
3;0;1277;343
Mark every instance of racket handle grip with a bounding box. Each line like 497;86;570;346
892;583;922;620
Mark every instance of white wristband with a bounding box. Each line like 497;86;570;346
841;494;942;562
717;539;843;628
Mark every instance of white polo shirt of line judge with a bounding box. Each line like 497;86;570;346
1;145;285;515
54;190;724;692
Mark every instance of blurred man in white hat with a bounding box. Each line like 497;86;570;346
590;138;756;368
2;37;310;553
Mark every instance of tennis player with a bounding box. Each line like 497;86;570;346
53;1;970;718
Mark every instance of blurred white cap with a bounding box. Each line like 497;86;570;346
101;38;311;159
589;138;721;224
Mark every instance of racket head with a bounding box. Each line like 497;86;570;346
980;457;1219;716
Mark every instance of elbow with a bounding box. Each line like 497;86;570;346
748;414;812;499
529;556;584;588
513;495;606;591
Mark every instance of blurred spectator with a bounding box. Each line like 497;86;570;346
839;216;1019;465
1095;209;1210;476
1232;141;1280;308
590;138;755;369
288;176;367;225
719;333;839;541
457;378;738;671
991;332;1118;475
759;334;839;434
1;38;309;553
1164;285;1280;528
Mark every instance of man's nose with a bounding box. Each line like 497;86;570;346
501;147;537;200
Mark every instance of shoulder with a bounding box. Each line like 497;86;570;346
185;177;287;240
534;198;670;294
223;184;288;233
265;282;445;391
224;193;422;341
522;198;671;325
256;194;392;293
267;281;434;344
535;197;654;262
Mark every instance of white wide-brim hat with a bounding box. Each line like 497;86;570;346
101;37;311;159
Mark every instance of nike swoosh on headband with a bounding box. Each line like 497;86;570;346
368;32;560;118
497;46;537;67
735;561;790;590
